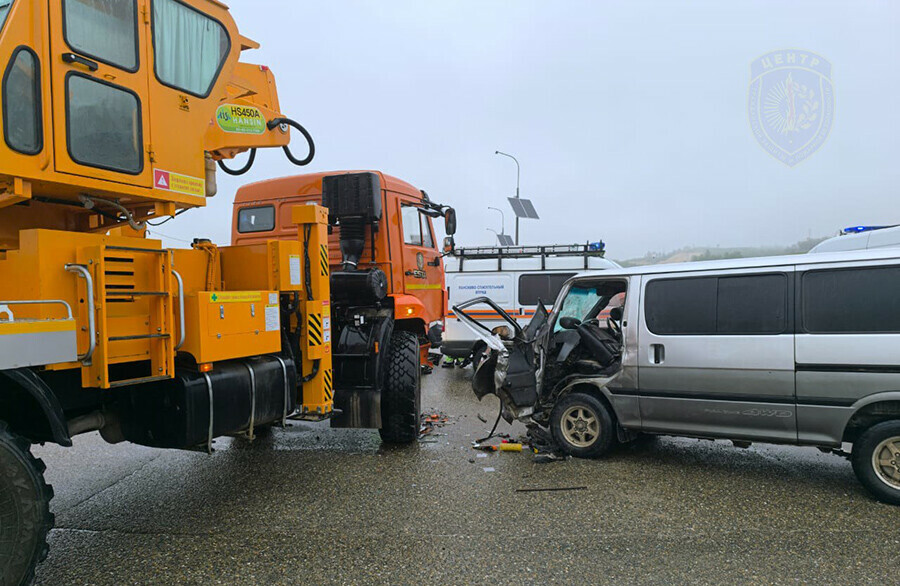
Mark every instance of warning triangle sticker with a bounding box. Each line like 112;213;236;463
156;175;168;188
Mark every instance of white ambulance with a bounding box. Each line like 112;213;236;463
441;244;620;365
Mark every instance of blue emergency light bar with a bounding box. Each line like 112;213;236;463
841;225;894;235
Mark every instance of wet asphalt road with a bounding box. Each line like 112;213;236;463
32;366;899;585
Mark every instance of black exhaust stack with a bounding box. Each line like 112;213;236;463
322;172;388;304
322;172;383;271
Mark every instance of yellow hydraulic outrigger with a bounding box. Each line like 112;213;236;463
0;1;329;583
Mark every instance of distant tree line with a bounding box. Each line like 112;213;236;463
616;236;829;267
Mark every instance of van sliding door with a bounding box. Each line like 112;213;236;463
636;269;797;441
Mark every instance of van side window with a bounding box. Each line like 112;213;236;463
717;274;787;334
519;273;576;306
645;277;716;334
237;205;275;233
802;266;900;333
645;274;787;335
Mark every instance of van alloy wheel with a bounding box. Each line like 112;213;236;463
851;420;900;506
871;436;900;490
561;406;599;448
549;392;614;459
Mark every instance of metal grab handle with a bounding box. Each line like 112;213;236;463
0;299;73;321
62;52;99;72
172;269;185;351
65;264;96;365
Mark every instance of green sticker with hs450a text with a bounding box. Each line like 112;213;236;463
216;104;266;134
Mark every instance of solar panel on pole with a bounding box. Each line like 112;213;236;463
508;197;527;218
497;234;515;246
507;197;539;219
520;199;539;219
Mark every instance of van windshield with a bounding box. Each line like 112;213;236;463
554;280;627;331
555;285;602;329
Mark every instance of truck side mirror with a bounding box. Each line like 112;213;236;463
444;207;457;235
443;236;455;254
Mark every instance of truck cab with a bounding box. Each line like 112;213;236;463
233;171;452;358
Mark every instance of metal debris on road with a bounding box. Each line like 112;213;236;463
515;486;588;493
419;410;454;440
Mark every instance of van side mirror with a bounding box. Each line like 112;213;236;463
559;316;582;330
443;236;455;254
444;207;457;235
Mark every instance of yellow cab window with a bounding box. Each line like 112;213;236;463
63;0;139;71
152;0;230;97
3;47;42;154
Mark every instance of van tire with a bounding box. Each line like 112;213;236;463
851;420;900;506
550;392;614;459
379;331;421;444
0;421;54;586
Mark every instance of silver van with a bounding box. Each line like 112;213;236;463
454;248;900;505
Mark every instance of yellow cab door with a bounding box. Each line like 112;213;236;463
144;0;232;198
398;197;444;326
48;0;152;187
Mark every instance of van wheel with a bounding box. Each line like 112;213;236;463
379;331;421;444
550;392;614;458
852;420;900;505
0;422;54;586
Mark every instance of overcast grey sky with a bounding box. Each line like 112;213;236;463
154;0;900;260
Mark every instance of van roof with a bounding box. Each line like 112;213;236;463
809;225;900;253
234;170;421;205
570;248;900;280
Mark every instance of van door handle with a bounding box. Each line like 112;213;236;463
650;344;665;364
62;53;99;72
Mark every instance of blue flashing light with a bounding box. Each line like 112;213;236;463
588;241;605;252
841;225;893;235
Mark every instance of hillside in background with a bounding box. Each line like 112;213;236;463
614;236;830;267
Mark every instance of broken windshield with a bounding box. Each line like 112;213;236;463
555;285;603;331
554;280;628;332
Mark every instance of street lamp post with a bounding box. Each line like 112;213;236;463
487;206;505;236
494;150;520;244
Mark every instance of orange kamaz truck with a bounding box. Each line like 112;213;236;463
232;171;457;433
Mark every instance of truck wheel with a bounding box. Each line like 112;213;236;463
0;422;54;586
550;392;614;459
851;420;900;505
379;331;421;444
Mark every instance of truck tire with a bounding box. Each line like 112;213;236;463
0;422;53;586
851;420;900;506
379;331;421;444
549;392;614;459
